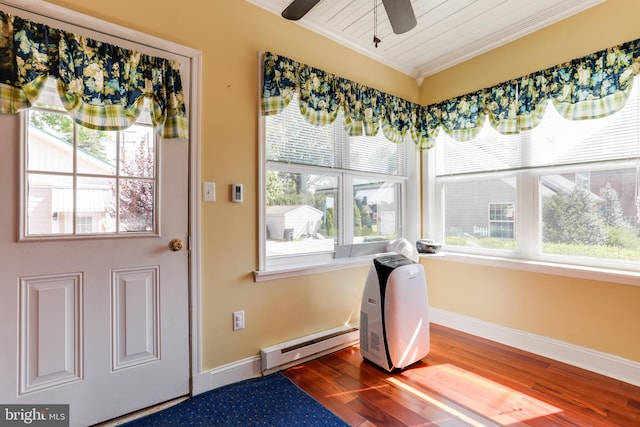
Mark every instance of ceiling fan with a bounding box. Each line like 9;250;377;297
281;0;417;35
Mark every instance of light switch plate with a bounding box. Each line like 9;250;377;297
203;182;215;202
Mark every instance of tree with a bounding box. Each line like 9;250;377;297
324;207;335;236
543;185;607;245
105;132;155;232
598;182;627;228
118;134;155;231
265;171;302;206
266;171;287;205
30;110;110;161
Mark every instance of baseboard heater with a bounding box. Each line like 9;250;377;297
261;324;359;374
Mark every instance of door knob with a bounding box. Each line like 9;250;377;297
169;239;184;252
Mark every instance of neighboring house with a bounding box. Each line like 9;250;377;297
27;126;114;235
445;174;607;239
445;176;517;238
266;205;323;240
442;98;640;239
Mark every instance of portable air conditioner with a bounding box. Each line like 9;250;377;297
360;254;430;371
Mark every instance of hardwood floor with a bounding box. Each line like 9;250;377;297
283;323;640;426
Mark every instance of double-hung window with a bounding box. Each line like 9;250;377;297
260;93;418;272
429;75;640;272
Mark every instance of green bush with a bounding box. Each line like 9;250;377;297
445;236;515;250
542;242;640;261
605;226;640;250
446;235;640;261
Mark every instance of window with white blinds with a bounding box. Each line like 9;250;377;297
262;93;410;270
266;94;407;177
432;76;640;271
437;80;640;177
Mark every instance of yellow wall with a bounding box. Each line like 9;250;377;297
419;0;640;363
421;258;640;360
39;0;640;370
41;0;416;370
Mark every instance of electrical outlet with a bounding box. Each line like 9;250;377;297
233;310;245;330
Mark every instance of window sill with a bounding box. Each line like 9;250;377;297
426;252;640;287
254;254;380;282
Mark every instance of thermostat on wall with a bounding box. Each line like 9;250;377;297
231;184;243;202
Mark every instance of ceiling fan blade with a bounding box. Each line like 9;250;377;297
381;0;417;34
282;0;322;20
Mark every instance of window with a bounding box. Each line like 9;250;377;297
76;215;94;233
261;93;417;270
23;78;158;238
429;76;640;271
489;202;515;239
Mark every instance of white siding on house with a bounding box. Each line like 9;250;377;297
27;186;54;235
266;205;323;240
26;126;116;235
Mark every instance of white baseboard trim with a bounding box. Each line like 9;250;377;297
430;307;640;388
191;308;640;395
192;355;262;395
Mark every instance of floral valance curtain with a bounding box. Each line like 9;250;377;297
0;10;188;139
262;39;640;149
435;40;639;142
262;52;431;149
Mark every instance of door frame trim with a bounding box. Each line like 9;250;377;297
0;0;204;394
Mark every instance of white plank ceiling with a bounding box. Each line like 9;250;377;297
247;0;605;83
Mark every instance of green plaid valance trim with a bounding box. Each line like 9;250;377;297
262;52;424;149
0;84;29;112
263;38;640;149
553;87;632;121
0;10;188;139
262;94;294;116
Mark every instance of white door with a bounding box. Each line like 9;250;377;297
0;71;191;427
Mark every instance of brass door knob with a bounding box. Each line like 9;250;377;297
169;239;184;252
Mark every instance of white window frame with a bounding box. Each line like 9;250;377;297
256;102;420;281
20;98;160;240
423;133;640;288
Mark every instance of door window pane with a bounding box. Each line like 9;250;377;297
27;174;73;235
121;125;155;178
119;179;155;232
77;176;116;234
76;129;117;175
24;78;158;238
28;111;74;173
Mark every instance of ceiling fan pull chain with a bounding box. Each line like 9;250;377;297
374;0;380;47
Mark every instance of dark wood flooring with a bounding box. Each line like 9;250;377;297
283;323;640;426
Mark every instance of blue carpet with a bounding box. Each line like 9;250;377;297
124;372;349;426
